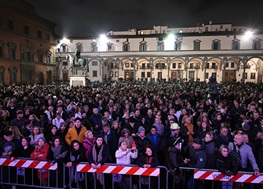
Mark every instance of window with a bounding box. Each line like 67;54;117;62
46;51;52;64
189;71;194;79
123;41;130;51
139;40;147;51
231;62;235;68
76;42;83;52
252;39;261;50
25;68;33;84
141;72;145;78
38;49;43;62
211;63;217;69
212;40;221;50
178;63;182;69
91;42;98;52
141;63;146;69
147;72;151;77
193;40;201;51
174;40;181;50
110;71;113;77
61;44;67;52
46;33;50;41
38;30;42;39
212;73;216;78
157;40;164;51
205;73;209;79
24;25;29;35
0;40;4;58
172;63;176;68
158;72;162;79
147;63;151;69
225;63;229;68
63;61;68;66
206;63;209;69
107;42;113;51
189;63;193;69
125;63;129;68
251;73;255;79
93;71;97;77
115;72;118;77
110;63;114;69
9;67;17;84
8;19;14;30
8;42;16;60
244;73;247;79
0;66;5;84
92;61;98;66
232;39;240;50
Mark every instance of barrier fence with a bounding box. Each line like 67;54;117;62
0;157;262;189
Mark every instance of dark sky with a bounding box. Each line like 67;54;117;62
26;0;263;37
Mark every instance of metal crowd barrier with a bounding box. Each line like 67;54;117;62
3;157;261;189
179;167;263;189
0;157;169;189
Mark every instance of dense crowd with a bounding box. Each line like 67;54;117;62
0;80;263;189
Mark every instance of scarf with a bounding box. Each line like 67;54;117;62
51;145;63;159
92;144;104;184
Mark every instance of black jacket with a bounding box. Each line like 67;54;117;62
216;151;239;176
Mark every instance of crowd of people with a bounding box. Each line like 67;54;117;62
0;80;263;189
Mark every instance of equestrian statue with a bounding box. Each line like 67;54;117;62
66;50;87;75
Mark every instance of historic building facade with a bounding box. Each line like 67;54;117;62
56;23;263;84
0;0;57;85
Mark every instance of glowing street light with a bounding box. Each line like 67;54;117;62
164;33;176;50
244;30;253;39
99;34;108;51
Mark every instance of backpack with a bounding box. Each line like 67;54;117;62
230;143;242;171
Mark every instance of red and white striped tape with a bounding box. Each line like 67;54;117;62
0;158;57;170
194;170;263;184
77;164;160;177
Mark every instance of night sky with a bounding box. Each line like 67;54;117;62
26;0;263;37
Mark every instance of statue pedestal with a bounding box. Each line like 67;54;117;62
70;76;86;87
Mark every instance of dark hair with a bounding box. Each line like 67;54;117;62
52;136;63;146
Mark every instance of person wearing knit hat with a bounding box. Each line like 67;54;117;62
135;126;151;154
138;126;145;134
